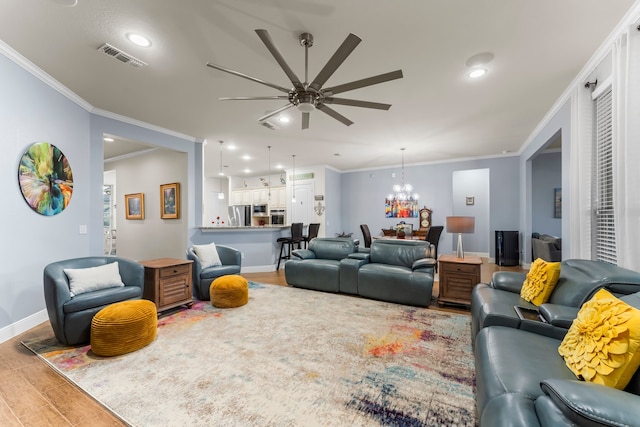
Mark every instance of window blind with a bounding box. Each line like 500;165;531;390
592;88;616;264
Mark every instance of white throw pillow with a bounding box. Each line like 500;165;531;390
64;261;125;297
193;243;222;268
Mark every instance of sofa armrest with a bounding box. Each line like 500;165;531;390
412;258;436;271
348;252;370;262
538;304;579;329
216;245;241;266
540;379;640;427
291;249;317;260
490;271;527;293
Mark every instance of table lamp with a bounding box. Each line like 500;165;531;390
446;216;475;258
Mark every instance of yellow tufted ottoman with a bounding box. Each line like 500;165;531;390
210;275;249;308
91;300;157;357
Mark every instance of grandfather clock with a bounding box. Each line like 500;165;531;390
415;207;432;238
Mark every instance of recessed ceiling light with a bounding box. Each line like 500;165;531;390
243;169;252;174
468;68;487;79
103;137;114;142
50;0;78;6
279;116;290;123
126;33;152;47
242;155;251;161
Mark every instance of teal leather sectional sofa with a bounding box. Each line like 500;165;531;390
285;238;436;307
472;260;640;426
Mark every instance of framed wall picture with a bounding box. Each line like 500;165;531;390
125;193;144;220
18;142;74;216
160;182;180;219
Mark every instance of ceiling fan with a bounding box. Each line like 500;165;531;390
206;29;403;129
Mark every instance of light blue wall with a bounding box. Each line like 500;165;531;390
324;168;342;238
532;151;562;237
0;48;199;339
1;52;91;333
340;156;520;258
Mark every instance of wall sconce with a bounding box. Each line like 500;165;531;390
446;216;475;258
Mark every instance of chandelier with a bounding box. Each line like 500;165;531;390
388;148;418;201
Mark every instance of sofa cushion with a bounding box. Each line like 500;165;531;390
286;259;341;292
475;326;576;416
558;288;640;389
193;242;222;268
520;258;561;306
307;238;355;261
368;240;430;267
64;261;124;297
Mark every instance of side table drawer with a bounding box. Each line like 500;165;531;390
159;264;190;278
440;263;478;274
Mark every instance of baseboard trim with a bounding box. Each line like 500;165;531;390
0;309;49;344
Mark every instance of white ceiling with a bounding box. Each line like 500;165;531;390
1;0;635;177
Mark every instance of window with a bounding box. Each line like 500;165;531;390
592;88;616;264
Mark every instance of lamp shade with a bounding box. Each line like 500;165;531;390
446;216;475;234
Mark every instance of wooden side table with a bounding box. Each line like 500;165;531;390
438;254;482;308
139;258;194;313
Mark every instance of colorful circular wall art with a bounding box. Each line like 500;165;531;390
18;142;74;216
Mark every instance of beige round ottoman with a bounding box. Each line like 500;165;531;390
91;300;157;357
210;275;249;308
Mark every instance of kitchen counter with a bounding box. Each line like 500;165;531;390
192;225;294;271
199;225;288;231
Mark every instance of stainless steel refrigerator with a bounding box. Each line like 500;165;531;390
228;205;251;227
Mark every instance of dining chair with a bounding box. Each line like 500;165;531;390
425;225;444;271
360;224;372;248
304;223;321;248
276;223;304;269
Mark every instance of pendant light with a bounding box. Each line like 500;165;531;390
218;141;225;200
291;154;296;203
388;148;418;201
267;145;272;201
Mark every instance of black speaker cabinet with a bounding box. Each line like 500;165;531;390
495;231;519;266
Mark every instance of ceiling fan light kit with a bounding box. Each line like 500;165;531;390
206;29;403;129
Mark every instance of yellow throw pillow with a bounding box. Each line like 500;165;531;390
520;258;561;306
558;288;640;389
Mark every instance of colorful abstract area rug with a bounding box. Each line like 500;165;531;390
23;283;476;426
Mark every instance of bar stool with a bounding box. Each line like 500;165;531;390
276;222;304;269
303;223;320;248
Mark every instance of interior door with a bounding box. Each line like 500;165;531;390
291;183;313;225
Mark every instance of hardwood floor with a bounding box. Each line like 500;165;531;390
0;260;525;426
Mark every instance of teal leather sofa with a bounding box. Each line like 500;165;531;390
285;238;435;308
43;256;144;345
471;259;640;340
475;292;640;426
285;238;357;292
186;245;241;300
340;239;436;307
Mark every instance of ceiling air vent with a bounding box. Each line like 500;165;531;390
98;43;147;68
260;121;279;130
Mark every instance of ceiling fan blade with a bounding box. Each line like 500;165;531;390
309;33;362;92
220;96;290;101
322;70;403;96
255;29;304;91
316;104;354;126
323;97;392;110
302;112;310;129
206;62;291;94
258;103;294;122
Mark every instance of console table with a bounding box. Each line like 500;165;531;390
140;258;194;313
438;254;482;308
